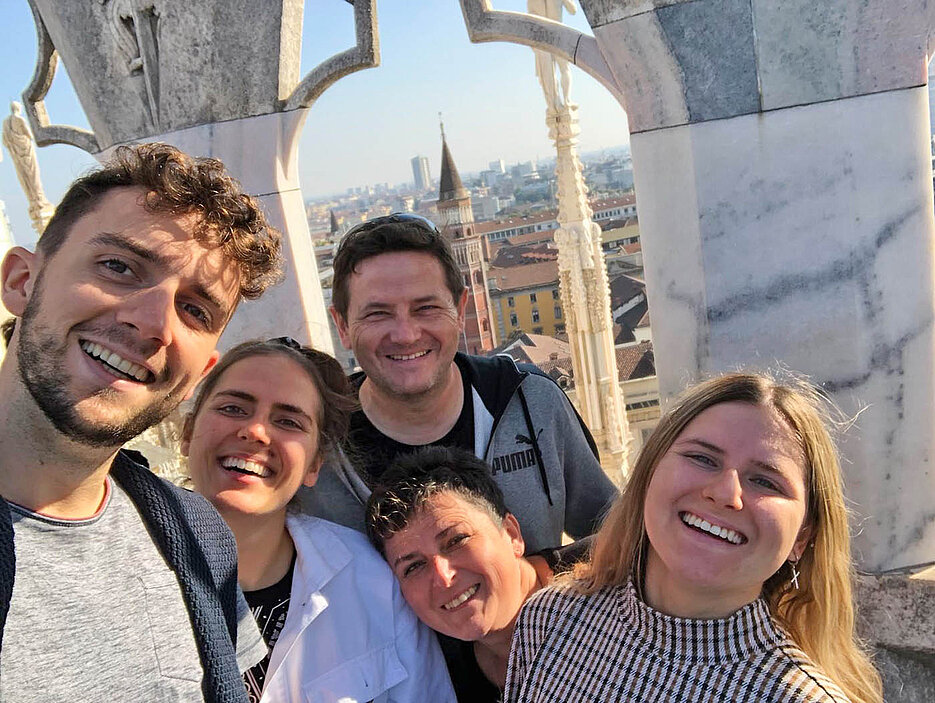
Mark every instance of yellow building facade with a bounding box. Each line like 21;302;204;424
488;261;565;338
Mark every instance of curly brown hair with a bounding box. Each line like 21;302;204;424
37;143;283;300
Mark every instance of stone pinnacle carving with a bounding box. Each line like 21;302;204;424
526;0;631;477
2;101;54;236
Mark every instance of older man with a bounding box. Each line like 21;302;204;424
0;143;281;702
304;214;617;555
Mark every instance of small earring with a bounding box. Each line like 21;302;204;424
788;557;800;590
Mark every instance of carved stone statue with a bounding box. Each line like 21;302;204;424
528;0;577;110
2;102;54;235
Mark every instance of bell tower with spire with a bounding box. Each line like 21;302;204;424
436;115;495;353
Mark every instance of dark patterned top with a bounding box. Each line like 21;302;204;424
242;555;296;702
505;581;850;703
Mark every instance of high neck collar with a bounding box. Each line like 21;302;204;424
618;581;786;665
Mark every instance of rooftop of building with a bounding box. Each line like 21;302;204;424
487;260;559;293
491;334;655;386
490;242;558;267
475;194;637;235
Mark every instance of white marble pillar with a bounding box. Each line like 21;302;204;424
593;0;935;573
631;87;935;572
525;0;629;479
21;0;378;354
460;0;935;572
548;104;630;479
113;111;333;352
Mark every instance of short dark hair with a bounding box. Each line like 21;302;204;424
37;142;283;300
365;445;508;556
183;339;357;455
331;214;465;319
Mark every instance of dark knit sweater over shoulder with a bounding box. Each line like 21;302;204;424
0;450;247;703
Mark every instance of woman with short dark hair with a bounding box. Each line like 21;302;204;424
367;446;549;701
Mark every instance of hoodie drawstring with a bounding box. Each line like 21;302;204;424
517;386;553;506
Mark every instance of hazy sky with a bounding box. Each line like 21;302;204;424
0;0;629;246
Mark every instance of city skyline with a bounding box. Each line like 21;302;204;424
0;1;629;245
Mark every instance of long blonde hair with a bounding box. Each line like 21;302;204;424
575;372;881;703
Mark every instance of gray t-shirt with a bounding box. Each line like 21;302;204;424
1;478;265;702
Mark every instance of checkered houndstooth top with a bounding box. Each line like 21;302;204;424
504;581;850;702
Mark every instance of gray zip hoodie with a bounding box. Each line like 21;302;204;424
298;353;618;553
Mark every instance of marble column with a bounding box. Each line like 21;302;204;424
21;0;379;353
548;102;631;479
461;0;935;572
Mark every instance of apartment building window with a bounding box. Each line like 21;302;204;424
554;306;562;319
530;292;537;303
533;327;543;334
507;296;515;307
552;288;559;300
532;309;540;323
555;324;565;334
510;312;518;326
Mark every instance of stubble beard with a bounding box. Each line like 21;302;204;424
369;354;454;405
16;274;183;448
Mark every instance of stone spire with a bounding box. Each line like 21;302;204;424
438;114;469;202
525;2;630;479
434;116;495;354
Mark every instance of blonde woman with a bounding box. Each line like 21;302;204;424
505;373;881;703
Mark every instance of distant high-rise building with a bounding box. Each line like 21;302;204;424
436;121;495;354
411;155;432;191
489;159;506;174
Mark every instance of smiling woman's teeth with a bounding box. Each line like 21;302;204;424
680;512;745;545
80;341;150;382
221;457;271;478
443;584;478;610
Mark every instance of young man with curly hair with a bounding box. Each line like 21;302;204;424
0;143;282;703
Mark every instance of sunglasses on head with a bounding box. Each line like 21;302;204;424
267;336;339;366
268;336;350;390
343;212;441;239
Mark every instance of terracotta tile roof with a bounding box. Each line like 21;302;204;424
493;333;572;366
493;337;654;387
475;211;557;234
600;216;639;231
488;261;559;293
476;194;637;236
491;243;557;267
487;232;558;257
620;242;642;255
592;194;637;210
616;341;655;381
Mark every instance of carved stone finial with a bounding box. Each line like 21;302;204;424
528;0;577;111
2;101;55;235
